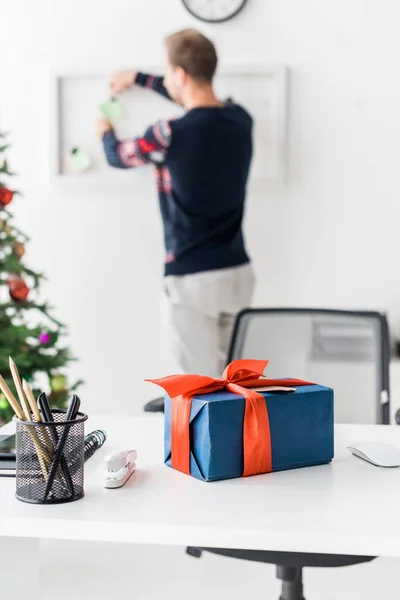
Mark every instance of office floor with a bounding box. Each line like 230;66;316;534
39;541;399;600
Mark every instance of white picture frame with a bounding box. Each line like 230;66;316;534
49;65;289;188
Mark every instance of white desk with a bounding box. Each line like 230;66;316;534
1;416;400;597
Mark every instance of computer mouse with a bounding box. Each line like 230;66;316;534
347;442;400;468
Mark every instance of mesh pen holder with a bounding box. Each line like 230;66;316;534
15;410;88;504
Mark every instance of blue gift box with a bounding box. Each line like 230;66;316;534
164;384;334;481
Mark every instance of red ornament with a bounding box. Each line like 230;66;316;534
8;277;30;302
0;187;14;207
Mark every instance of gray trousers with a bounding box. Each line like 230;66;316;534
163;263;255;378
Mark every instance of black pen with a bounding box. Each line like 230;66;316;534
37;392;75;496
43;394;81;500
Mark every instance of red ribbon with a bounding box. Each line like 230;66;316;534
147;359;313;477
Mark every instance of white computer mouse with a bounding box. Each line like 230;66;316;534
347;442;400;468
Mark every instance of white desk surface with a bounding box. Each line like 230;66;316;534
1;416;400;558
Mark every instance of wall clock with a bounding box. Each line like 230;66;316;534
182;0;249;23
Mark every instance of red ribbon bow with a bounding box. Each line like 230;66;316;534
147;359;313;477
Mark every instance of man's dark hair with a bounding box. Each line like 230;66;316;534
165;29;218;83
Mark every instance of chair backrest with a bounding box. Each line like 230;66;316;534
228;308;390;424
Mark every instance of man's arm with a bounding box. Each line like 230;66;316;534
134;72;172;101
110;71;173;102
97;118;172;169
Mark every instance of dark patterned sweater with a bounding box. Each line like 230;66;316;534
102;72;253;276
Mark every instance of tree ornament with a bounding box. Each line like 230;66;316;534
0;187;14;207
5;224;13;236
13;241;25;258
50;374;67;393
39;331;51;344
0;393;8;410
8;276;30;302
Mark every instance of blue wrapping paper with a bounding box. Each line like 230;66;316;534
164;384;334;482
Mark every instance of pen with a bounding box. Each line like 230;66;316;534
40;393;79;499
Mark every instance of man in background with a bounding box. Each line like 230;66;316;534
97;29;255;378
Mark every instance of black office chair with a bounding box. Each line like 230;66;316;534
144;395;164;412
145;308;391;600
226;308;390;424
144;307;390;423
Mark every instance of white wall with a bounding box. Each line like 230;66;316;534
1;0;400;414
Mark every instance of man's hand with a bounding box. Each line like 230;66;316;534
110;71;137;95
96;118;113;138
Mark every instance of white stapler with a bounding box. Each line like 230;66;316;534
104;449;137;489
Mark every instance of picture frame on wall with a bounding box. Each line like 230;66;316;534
49;66;289;189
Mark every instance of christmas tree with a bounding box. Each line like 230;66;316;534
0;132;82;424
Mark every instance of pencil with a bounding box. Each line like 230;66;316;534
9;357;31;420
22;379;43;422
22;379;54;458
0;373;24;420
9;357;49;480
